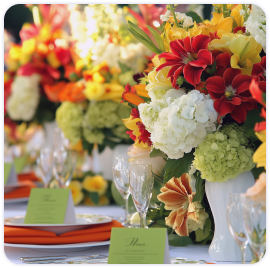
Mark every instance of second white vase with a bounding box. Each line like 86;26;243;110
205;171;255;262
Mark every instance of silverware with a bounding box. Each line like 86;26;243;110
20;255;107;263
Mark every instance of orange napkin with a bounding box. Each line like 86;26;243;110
18;172;41;183
4;181;37;199
4;220;123;244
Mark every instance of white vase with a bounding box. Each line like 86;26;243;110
92;144;131;180
205;171;255;262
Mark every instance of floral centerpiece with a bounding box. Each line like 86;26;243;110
4;4;73;132
55;4;164;154
122;4;266;248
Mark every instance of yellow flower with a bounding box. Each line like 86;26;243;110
200;12;233;36
9;44;21;60
253;131;266;170
83;62;109;83
20;38;36;65
163;22;202;52
188;202;209;232
145;67;172;99
230;4;244;27
209;33;262;75
82;175;108;196
68;181;84;205
84;82;124;102
47;51;61;69
83;195;110;206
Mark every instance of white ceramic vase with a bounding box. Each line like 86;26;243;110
92;144;131;180
205;171;255;262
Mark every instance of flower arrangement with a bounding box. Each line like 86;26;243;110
4;4;73;128
55;4;164;154
68;170;112;206
122;4;266;246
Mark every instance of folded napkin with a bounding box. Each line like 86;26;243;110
4;181;37;199
18;172;41;183
4;220;123;244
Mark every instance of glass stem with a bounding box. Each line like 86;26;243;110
139;212;147;228
123;195;130;224
240;245;246;264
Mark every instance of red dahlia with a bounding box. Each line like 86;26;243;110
156;35;212;87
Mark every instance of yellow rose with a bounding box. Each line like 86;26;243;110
68;181;84;205
82;175;108;196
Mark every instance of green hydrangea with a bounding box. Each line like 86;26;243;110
193;123;255;182
83;100;131;142
82;128;105;145
55;102;84;145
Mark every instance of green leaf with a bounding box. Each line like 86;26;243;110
207;61;217;76
186;11;203;23
82;139;94;155
168;234;193;247
128;21;152;43
150;148;167;159
98;144;106;153
89;192;99;205
146;25;166;52
164;151;194;183
251;166;265;180
127;22;162;54
118;61;131;73
192;171;205;202
195;218;212;243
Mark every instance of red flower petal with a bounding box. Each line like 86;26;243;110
172;66;184;88
218;99;234;116
241;101;256;111
260;107;266;119
183;36;193;53
231;105;247;123
231;97;241;105
259;81;266;93
223;67;241;87
206;76;226;94
159;52;181;62
216;52;231;68
260;56;266;70
254;121;266;132
232;74;253;94
189;49;212;68
183;63;203;86
170;39;188;58
192;35;211;53
55;47;71;65
252;62;265;78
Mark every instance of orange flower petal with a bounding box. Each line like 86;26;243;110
134;85;150;98
175;216;189;236
123;92;145;106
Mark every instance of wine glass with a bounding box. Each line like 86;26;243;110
226;193;248;264
112;154;131;226
129;163;153;228
53;127;69;151
36;148;53;188
52;149;77;188
243;196;266;261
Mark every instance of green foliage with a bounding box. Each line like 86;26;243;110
192;171;205;202
186;11;203;23
164;151;194;183
146;25;166;52
251;166;265;180
118;61;131;73
168;234;193;247
195;218;213;244
150;148;167;159
82;138;94;155
89;192;99;205
206;61;217;76
127;21;162;54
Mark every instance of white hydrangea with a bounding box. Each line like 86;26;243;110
244;5;266;52
160;10;172;21
7;74;41;121
139;90;218;159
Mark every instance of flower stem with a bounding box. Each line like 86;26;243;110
169;4;180;28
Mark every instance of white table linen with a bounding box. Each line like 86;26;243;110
4;203;240;264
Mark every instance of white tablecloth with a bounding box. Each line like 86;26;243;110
4;203;239;265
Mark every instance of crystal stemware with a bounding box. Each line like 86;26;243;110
243;196;266;261
36;148;53;188
226;193;248;264
112;154;131;226
129;163;153;228
52;149;77;188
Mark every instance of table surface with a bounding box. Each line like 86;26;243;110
4;202;239;264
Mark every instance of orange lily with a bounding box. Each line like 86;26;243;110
58;82;86;103
44;81;67;102
134;85;150;98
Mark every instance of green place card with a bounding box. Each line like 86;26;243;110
4;163;17;185
108;228;171;264
14;156;28;173
24;188;76;224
